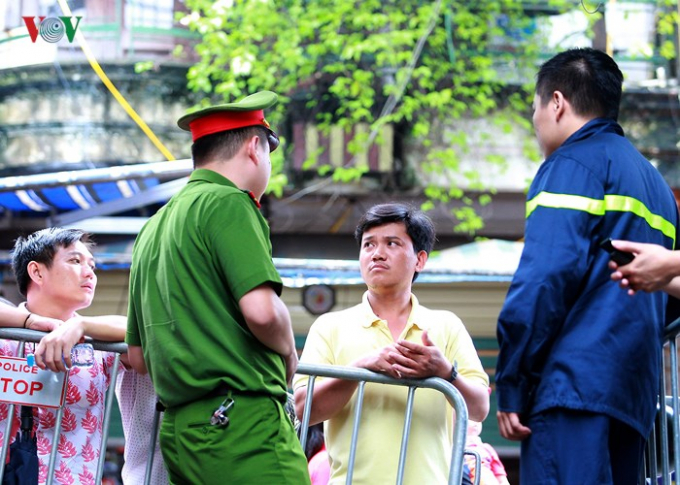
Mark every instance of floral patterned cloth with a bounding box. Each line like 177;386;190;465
0;340;116;485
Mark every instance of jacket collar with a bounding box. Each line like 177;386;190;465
560;117;624;151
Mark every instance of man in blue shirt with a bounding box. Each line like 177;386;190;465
496;48;678;483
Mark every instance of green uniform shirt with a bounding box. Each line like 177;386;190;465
127;169;286;409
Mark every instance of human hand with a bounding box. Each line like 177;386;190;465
497;411;531;441
354;345;402;379
608;240;677;295
24;313;62;332
34;317;86;372
389;330;450;379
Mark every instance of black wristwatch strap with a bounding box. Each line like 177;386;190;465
449;360;458;382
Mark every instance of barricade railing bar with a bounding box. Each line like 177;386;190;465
295;362;469;485
464;449;481;485
645;317;680;485
0;328;127;485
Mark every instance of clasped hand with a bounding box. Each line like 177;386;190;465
364;330;450;380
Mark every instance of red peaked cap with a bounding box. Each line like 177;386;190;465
177;91;280;151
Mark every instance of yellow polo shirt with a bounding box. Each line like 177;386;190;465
294;292;489;485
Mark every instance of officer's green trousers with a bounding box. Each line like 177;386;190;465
160;392;311;485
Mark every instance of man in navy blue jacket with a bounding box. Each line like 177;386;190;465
496;48;679;484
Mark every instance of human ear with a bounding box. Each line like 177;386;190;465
27;261;43;286
415;250;428;272
553;91;566;120
246;135;262;165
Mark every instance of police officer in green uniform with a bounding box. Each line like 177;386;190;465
126;91;310;484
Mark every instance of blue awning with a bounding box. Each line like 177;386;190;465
0;160;192;211
0;179;161;213
0;161;193;231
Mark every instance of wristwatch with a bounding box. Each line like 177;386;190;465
449;360;458;382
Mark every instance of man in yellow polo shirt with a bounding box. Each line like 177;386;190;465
294;203;489;484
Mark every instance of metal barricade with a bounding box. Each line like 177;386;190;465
0;328;128;485
295;362;469;485
0;332;472;484
644;317;680;485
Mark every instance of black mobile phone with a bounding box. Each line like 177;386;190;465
599;238;635;265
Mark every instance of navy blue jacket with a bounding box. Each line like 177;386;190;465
496;118;678;437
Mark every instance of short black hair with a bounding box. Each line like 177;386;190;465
12;228;94;297
536;47;623;121
304;423;325;460
354;203;436;282
191;125;270;168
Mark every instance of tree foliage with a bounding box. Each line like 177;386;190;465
180;0;572;233
655;0;679;61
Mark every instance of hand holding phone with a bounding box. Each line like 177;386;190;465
600;238;635;265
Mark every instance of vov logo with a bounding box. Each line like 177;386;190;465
22;16;83;43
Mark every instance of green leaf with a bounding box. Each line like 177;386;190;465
134;61;155;74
